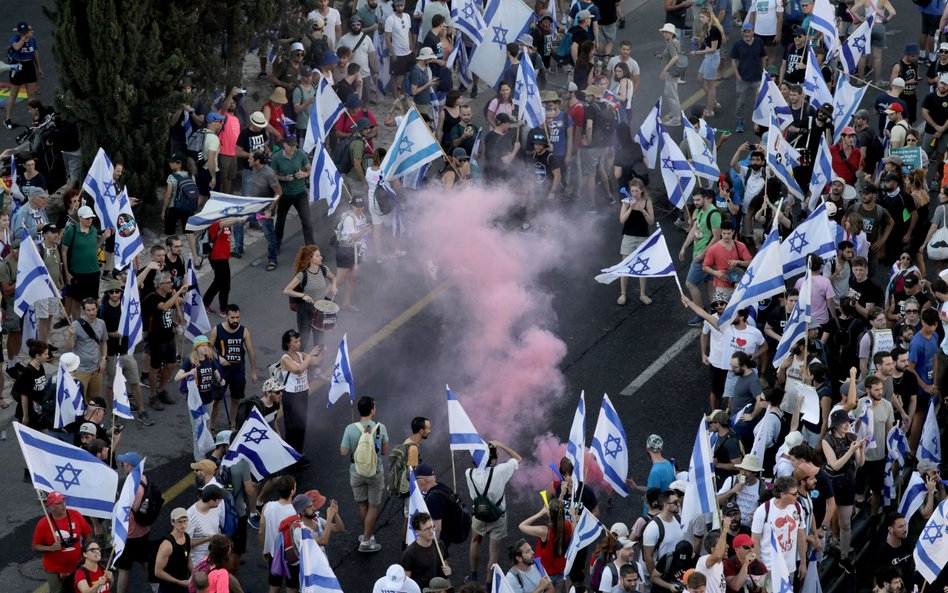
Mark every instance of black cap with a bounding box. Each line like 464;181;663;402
42;223;60;234
903;274;920;288
494;113;513;125
881;172;901;183
415;464;434;477
860;183;878;194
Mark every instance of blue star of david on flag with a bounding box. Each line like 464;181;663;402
54;463;82;490
398;136;415;155
492;25;509;48
787;231;809;254
463;3;476;20
243;427;270;445
604;434;623;459
923;522;945;546
738;267;755;291
628;257;651;275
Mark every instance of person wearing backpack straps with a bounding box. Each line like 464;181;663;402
596;537;636;592
391;416;431;542
465;440;523;583
339;395;389;553
71;539;113;593
32;490;92;593
750;476;809;581
505;539;554;593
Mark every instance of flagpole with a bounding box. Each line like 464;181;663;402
833;68;887;93
410;105;465;179
109;410;116;467
35;490;59;544
433;533;447;568
450;450;457;492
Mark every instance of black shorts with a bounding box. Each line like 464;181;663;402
223;379;247;400
856;458;886;495
197;168;212;196
711;366;728;397
336;245;356;269
113;535;152;569
922;12;941;36
231;515;248;555
163;208;196;235
10;60;37;85
149;339;177;369
756;34;776;47
69;271;101;301
390;53;414;77
268;559;300;588
549;154;565;173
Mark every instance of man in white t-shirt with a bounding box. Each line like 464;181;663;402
259;476;298;586
606;41;641;89
373;564;422;593
749;0;784;61
385;0;413;102
599;537;636;592
750;476;807;580
642;491;685;585
694;523;730;593
307;0;342;47
465;441;522;583
186;484;225;566
338;16;379;102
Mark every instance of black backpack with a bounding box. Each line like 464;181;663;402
333;135;360;175
592;101;617;143
235;396;264;429
468;466;505;523
170;171;200;212
133;477;165;526
426;483;472;544
60;564;94;593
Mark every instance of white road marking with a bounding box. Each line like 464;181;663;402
619;328;700;396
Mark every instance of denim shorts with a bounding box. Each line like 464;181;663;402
686;257;710;285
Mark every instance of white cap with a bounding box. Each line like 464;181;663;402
290;41;305;53
617;537;635;550
610;522;630;539
77;205;96;219
384;565;407;587
825;202;838;217
940;42;948;52
60;352;80;372
669;479;688;492
891;77;906;88
940;73;948;85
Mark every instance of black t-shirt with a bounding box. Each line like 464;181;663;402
532;28;555;63
765;307;790;342
334;79;356;105
811;468;835;526
483;130;516;178
922;90;948;132
585;101;615;147
100;301;125;356
875;540;916;583
164;255;186;290
880;190;917;238
665;2;686;28
848;277;883;314
237;128;269;170
594;0;619;25
891;372;919;421
928;59;948;81
400;541;449;590
14;362;48;423
570;25;590;52
553;480;599;521
423;483;452;522
712;430;743;483
783;44;807;84
704;26;722;52
143;291;176;343
422;31;443;79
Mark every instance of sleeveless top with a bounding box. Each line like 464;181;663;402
441;108;462;148
622;203;650;237
159;533;191;593
283;351;309;394
822;431;856;479
216;323;246;380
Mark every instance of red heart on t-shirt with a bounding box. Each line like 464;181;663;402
736;338;748;347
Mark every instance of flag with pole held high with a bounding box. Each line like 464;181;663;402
658;126;695;210
915;497;948;584
112;189;144;269
183;259;211;343
682;115;719;182
53;357;85;430
222;407;302;480
803;45;833;108
808;134;833;201
832;78;868;143
327;333;354;407
451;0;487;44
884;426;910;506
918;397;941;466
111;457;144;565
810;0;841;57
680;418;720;531
446;385;490;469
469;0;535;88
899;472;928;522
405;468;432;545
766;113;804;200
753;72;792;130
780;202;836;278
309;142;344;215
119;265;143;354
565;391;585;486
563;507;604;574
595;227;677;284
840;14;873;74
772;268;811;369
634;99;661;169
112;358;134;420
514;56;544;129
590;394;630;496
379;106;444;181
82;148;120;229
303;77;345;154
717;214;786;329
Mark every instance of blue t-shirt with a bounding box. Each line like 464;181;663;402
920;0;946;16
547;112;573;157
409;66;434;105
909;332;939;387
8;35;36;62
644;460;676;513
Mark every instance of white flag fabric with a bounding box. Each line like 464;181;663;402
492;564;518;593
915;497;948;584
810;0;841;57
681;418;719;531
451;0;487;44
405;468;432;545
595;227;677;284
19;304;37;357
183;259;211;343
766;114;804;200
780;202;836;277
832;79;868;143
563;507;604;575
15;422;118;518
113;189;144;269
299;527;344;593
112;358;134;420
303;77;346;154
591;394;630;496
918;397;941;466
53;360;86;430
310;143;344;215
659;128;695;210
772;269;811;369
753;73;792;130
841;14;873;74
635;99;661;169
565;391;585;486
186;376;215;460
683;117;719;182
15;236;59;317
718;225;786;329
515;57;544;130
379;107;443;181
803;46;833;108
223;407;302;480
469;0;534;88
111;458;143;565
884;426;910;505
446;385;490;469
767;528;794;593
374;30;391;96
185;192;275;231
808;135;833;202
899;472;928;522
327;333;355;407
82;148;121;229
119;265;143;354
855;397;876;451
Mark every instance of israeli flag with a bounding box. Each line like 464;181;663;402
563;507;604;574
565;391;585;486
8;153;24;201
855;397;876;450
915;497;948;584
634;99;662;169
456;38;474;88
681;418;720;531
14;422;118;518
405;468;432;545
183;259;211;343
186;376;215;460
451;0;487;44
111;457;143;565
718;223;786;329
803;46;833;109
884;426;910;505
328;333;355;408
683;116;720;182
753;73;792;130
379;107;443;181
112;358;134;420
832;79;868;143
808;135;833;201
446;385;490;469
590;394;630;496
773;269;811;368
918;397;941;466
492;564;518;593
767;528;794;593
303;77;346;154
309;143;344;216
82;148;120;229
299;527;343;593
780;202;836;277
515;57;544;129
53;360;86;430
658;127;696;210
223;407;302;480
19;304;37;358
119;265;143;354
113;189;144;269
801;549;823;593
899;472;928;522
14;236;59;318
374;31;391;96
841;14;873;74
469;0;534;88
403;163;430;191
810;0;840;58
186;192;274;231
596;227;677;284
267;44;277;64
766;114;804;199
182;111;192;141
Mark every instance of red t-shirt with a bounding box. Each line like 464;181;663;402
32;509;92;574
536;521;574;576
722;557;768;593
568;103;585;148
74;563;111;592
208;223;232;261
335;109;378;134
703;240;752;288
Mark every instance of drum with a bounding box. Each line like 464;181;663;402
312;300;339;331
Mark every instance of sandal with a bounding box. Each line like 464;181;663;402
266;262;277;272
617;294;627;306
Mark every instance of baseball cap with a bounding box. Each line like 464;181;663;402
170;507;188;521
906;43;920;55
669;479;687;493
705;410;729;425
792;25;805;36
190;459;217;473
300;65;313;77
733;534;754;548
46;492;66;505
321;52;340;66
742;21;753;31
881;172;902;183
830;409;852;428
415;464;435;477
891;77;906;88
15;22;30;34
77;205;96;219
841;126;856;136
353;117;373;132
205;112;225;124
610;522;630;539
214;430;233;446
262;377;285;393
723;500;741;516
885;103;904;114
384;565;408;588
42;223;60;234
88;397;108;409
282;135;298;146
861;183;878;194
169;152;187;164
452;147;469;161
647;434;664;451
825;202;838;217
518;33;533;46
345;93;363;110
293;494;314;514
79;422;97;436
904;274;920;288
882;155;904;165
117;451;143;467
577;9;592;21
566;81;578;93
617;537;635;550
349;15;363;25
853;109;871;120
940;73;948;86
290;41;305;53
495;113;513;125
940;42;948;52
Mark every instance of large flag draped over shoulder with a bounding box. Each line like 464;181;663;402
446;385;490;469
515;57;544;129
595;227;676;284
753;73;792;130
916;497;948;584
634;99;661;169
223;407;301;480
766;114;804;200
299;527;344;593
309;143;344;215
54;360;86;429
113;189;144;269
15;236;59;317
405;468;432;545
772;268;811;368
111;457;143;565
379;107;443;181
82;148;120;228
451;0;487;44
327;333;355;407
591;394;630;496
564;507;604;574
780;202;836;277
918;397;941;466
832;79;868;143
565;391;585;485
658;127;695;210
718;223;786;329
303;77;345;154
15;422;118;518
803;46;833;109
119;265;143;354
185;192;275;231
469;0;534;88
183;259;211;343
681;418;719;531
810;0;841;57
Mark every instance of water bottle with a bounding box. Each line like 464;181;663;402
1;430;7;442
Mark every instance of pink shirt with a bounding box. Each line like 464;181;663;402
218;113;240;156
127;477;150;538
795;274;836;325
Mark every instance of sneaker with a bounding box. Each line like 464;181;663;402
688;315;703;327
247;513;260;530
140;374;150;388
157;390;176;405
149;397;165;411
358;540;382;553
5;363;22;380
735;121;745;133
839;556;854;574
256;72;267;80
673;218;689;231
231;251;243;259
3;119;12;130
137;411;154;426
676;77;686;85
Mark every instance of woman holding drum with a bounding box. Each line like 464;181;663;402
283;245;338;350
